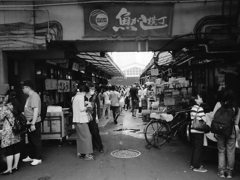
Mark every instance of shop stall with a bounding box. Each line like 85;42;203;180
41;106;72;142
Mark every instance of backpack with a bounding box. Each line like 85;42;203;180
211;103;235;136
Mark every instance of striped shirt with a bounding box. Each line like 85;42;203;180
190;104;205;133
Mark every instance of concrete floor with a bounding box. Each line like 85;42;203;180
1;110;240;180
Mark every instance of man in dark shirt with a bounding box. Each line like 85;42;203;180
130;84;139;118
87;83;104;153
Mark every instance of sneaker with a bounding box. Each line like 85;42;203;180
193;167;207;173
190;165;203;170
226;171;232;179
22;156;33;162
31;159;42;166
217;170;225;178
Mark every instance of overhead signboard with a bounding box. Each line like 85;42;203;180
84;4;173;38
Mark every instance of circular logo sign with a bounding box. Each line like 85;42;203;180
89;9;108;31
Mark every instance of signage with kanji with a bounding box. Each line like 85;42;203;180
84;4;173;37
58;80;70;92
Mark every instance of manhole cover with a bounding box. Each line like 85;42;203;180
38;176;51;180
111;149;141;158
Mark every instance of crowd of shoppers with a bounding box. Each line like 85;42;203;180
1;81;239;179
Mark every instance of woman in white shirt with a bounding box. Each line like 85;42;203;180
72;85;94;160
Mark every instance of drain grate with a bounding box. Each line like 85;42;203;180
38;176;51;180
111;149;141;158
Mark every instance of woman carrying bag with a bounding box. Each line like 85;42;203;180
211;90;239;178
72;86;94;161
0;90;22;175
190;93;209;173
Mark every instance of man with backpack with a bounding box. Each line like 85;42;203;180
211;90;240;178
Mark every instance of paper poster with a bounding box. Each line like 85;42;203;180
58;80;70;92
45;79;57;90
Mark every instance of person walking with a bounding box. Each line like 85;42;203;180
138;85;144;118
102;86;111;121
86;84;104;153
72;85;94;160
190;93;208;173
212;90;240;178
109;85;120;124
130;84;139;118
96;86;104;121
0;90;22;175
21;80;42;166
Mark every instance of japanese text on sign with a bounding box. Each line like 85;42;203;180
45;79;57;90
58;80;70;92
113;8;168;32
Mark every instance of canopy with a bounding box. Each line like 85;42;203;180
77;52;124;77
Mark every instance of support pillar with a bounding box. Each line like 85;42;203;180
0;50;9;95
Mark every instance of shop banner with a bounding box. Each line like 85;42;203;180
58;80;70;92
45;79;58;90
83;4;173;37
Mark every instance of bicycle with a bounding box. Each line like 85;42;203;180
144;108;191;148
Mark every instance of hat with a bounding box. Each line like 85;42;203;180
21;80;34;89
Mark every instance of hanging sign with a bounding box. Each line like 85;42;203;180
46;59;68;65
45;79;57;90
72;62;80;71
84;4;173;37
58;80;70;92
151;69;159;76
59;60;69;69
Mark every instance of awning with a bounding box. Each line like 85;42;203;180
140;52;173;77
77;52;124;77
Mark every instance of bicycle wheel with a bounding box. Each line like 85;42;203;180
144;120;170;147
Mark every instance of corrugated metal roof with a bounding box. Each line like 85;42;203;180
140;52;173;77
77;52;124;77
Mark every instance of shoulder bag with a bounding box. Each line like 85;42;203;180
6;114;27;135
192;106;210;133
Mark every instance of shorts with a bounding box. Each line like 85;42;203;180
4;142;22;156
132;99;139;110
